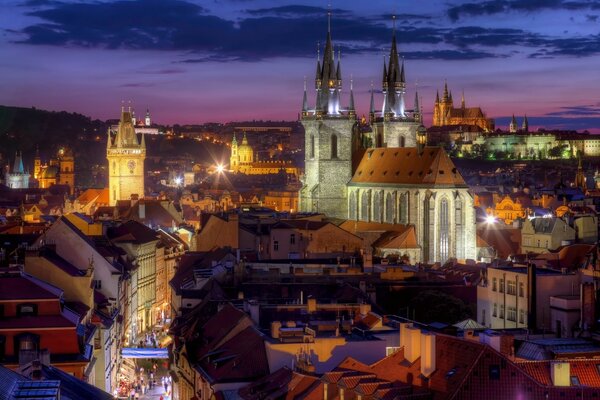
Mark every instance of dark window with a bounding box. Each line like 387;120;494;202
290;234;296;245
17;303;38;317
93;280;102;290
571;376;581;386
0;335;5;360
0;304;4;318
331;135;338;159
489;365;500;380
273;241;279;251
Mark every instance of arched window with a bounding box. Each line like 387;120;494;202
310;135;315;158
112;161;116;172
331;134;338;159
385;193;394;223
373;191;382;222
399;136;405;147
423;195;431;262
349;191;357;220
361;191;369;221
399;193;408;224
455;195;464;259
440;198;450;262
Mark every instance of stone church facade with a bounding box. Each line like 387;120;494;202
107;108;146;206
300;22;477;263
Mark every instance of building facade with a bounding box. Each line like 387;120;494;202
107;108;146;206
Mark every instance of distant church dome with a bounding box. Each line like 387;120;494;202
238;133;254;163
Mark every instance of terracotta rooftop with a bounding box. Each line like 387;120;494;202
350;147;466;187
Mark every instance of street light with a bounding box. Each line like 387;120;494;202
216;164;225;174
485;215;496;224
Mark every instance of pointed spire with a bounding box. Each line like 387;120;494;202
369;82;375;115
522;114;529;132
400;59;405;84
449;90;453;104
232;132;238;146
443;80;449;102
336;48;341;81
302;77;308;112
141;131;146;148
510;114;518;133
348;75;355;112
461;90;465;108
414;91;420;116
435;90;440;103
13;151;24;174
242;132;249;145
382;55;388;86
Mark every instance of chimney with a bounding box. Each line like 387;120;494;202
581;282;596;331
359;303;371;316
551;362;570;387
271;321;282;339
247;300;260;325
307;297;317;313
405;326;422;363
420;332;436;377
400;322;413;350
138;202;146;219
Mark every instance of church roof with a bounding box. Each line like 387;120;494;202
41;165;59;179
349;147;467;187
446;106;486;119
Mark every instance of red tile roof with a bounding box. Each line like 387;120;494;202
350;147;467;187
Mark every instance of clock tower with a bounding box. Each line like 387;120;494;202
107;107;146;206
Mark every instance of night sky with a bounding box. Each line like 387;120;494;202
1;0;600;131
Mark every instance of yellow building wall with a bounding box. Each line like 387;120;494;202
64;213;104;235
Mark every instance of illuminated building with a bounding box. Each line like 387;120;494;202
229;132;298;176
106;107;146;206
432;83;494;131
5;151;30;189
299;19;477;262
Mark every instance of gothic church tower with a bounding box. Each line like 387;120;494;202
107;107;146;206
371;24;420;148
299;15;358;218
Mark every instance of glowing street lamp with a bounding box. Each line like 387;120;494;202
174;177;182;186
485;215;496;224
216;164;225;174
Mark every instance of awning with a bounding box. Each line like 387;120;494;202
121;347;169;359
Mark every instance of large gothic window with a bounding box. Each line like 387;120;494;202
331;134;338;159
361;191;369;221
423;195;430;262
310;135;315;159
455;195;464;259
399;193;408;224
385;193;394;223
349;191;357;220
373;191;382;222
440;198;450;262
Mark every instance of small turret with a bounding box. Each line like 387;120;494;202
302;77;308;115
509;114;518;133
348;76;355;116
461;91;465;109
413;91;421;123
522;114;529;132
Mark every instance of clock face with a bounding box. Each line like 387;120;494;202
127;160;136;172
